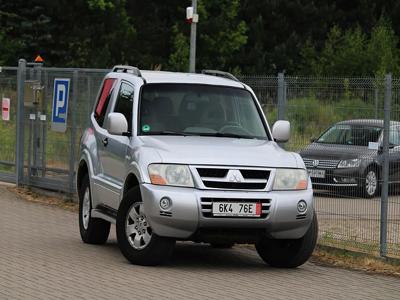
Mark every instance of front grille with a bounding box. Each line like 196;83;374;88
196;167;270;190
202;181;266;189
197;168;228;178
200;198;271;218
303;158;339;169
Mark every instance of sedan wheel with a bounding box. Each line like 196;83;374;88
362;169;379;198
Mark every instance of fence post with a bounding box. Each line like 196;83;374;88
380;73;391;257
68;71;78;195
374;87;379;119
277;72;285;120
16;59;26;186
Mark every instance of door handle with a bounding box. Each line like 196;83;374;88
102;137;108;146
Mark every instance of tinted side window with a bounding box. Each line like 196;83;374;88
389;127;400;146
94;78;116;127
114;82;134;132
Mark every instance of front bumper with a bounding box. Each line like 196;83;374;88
308;167;362;188
141;183;314;241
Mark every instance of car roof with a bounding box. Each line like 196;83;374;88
336;119;400;128
110;70;245;88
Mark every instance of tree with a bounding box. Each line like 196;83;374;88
300;20;400;76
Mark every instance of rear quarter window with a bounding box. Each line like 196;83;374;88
94;78;117;127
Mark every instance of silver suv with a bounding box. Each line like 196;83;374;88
77;66;317;267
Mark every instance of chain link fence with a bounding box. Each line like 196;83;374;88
0;63;399;259
241;74;400;258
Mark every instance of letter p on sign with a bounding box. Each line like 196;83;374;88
51;78;70;132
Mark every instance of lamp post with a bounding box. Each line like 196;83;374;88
187;0;199;73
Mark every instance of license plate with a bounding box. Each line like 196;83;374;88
212;202;261;217
308;169;325;178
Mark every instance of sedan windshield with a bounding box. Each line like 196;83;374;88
139;84;268;139
317;124;382;146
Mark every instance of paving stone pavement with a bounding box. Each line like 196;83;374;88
0;185;399;300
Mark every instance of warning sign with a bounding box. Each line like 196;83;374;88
34;55;44;63
2;98;10;121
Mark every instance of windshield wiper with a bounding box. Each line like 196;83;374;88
197;132;257;139
144;130;197;136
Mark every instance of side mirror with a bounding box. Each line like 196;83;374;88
272;120;290;142
107;112;128;135
310;137;316;143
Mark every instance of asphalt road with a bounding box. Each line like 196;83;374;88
1;185;400;299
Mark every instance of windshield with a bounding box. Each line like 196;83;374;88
317;124;382;146
139;84;268;139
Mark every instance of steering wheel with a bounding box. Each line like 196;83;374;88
219;123;252;135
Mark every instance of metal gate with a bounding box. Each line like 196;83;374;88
0;59;107;193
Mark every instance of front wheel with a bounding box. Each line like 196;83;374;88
360;168;379;198
116;187;175;266
255;213;318;268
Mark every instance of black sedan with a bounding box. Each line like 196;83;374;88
300;119;400;197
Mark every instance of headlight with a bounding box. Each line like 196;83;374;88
273;169;308;190
148;164;194;187
337;159;361;168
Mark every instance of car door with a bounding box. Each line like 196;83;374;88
388;126;400;183
91;77;119;209
100;81;135;209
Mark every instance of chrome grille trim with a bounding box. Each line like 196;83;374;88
303;158;339;169
194;167;271;190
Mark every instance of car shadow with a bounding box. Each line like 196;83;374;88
97;239;304;271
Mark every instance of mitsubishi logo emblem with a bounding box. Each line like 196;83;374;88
227;170;245;183
312;160;319;167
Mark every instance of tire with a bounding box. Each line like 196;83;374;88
360;167;379;198
79;174;111;244
210;242;235;249
116;186;176;266
255;213;318;268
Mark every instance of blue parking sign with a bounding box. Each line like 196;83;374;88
51;78;70;132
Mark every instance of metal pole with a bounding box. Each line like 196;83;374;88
16;59;26;186
374;87;379;119
380;73;391;257
189;0;197;73
277;73;285;120
69;71;78;195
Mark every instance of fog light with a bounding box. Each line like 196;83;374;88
160;197;172;210
297;200;307;214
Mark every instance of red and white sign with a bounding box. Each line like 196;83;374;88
2;98;10;121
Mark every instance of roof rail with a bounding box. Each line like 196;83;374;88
201;69;239;82
112;65;142;77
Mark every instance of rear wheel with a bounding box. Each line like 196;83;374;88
79;174;111;244
116;187;176;266
255;213;318;268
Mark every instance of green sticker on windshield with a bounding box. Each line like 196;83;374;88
142;124;151;132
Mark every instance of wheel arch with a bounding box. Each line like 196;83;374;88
77;159;89;193
366;162;381;179
76;150;95;193
123;173;141;198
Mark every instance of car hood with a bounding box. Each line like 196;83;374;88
138;136;299;168
299;143;377;160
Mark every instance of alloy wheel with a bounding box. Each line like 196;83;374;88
125;202;152;250
82;187;91;230
365;170;377;196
